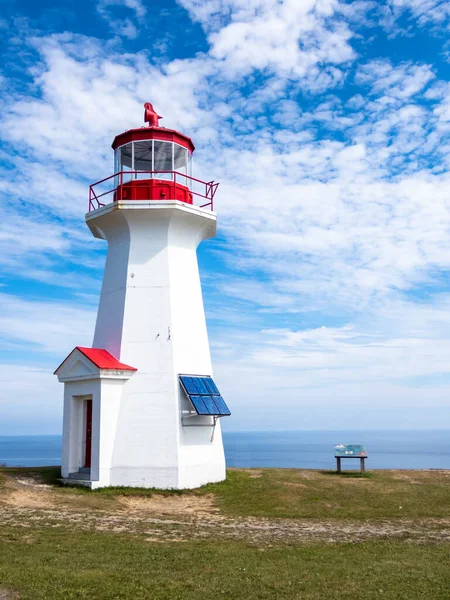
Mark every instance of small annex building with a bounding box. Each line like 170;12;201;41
54;347;137;487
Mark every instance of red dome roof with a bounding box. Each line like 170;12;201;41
112;127;195;153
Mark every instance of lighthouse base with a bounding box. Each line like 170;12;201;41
61;462;225;490
102;462;225;490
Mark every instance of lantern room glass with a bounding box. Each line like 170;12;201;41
114;140;191;186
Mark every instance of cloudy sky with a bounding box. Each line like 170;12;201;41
1;0;450;434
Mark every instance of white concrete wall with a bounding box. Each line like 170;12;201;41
61;379;101;479
85;201;226;489
91;215;130;359
97;379;123;487
168;210;225;486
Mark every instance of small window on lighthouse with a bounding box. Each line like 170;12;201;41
117;143;133;183
187;151;193;187
133;141;152;169
154;141;173;181
173;144;187;178
120;144;133;168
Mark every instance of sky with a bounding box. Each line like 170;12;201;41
1;0;450;434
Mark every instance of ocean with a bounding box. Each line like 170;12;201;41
0;430;449;470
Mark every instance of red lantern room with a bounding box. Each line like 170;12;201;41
89;103;219;212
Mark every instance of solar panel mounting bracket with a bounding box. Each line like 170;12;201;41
211;416;218;442
180;414;219;441
181;412;200;419
181;422;215;427
181;414;216;425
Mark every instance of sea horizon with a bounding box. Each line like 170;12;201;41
2;427;450;437
1;429;449;470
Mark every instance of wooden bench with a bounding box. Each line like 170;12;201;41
334;444;367;473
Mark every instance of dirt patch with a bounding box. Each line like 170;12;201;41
233;469;263;479
247;470;263;479
15;478;52;490
0;588;19;599
422;470;450;474
391;473;425;484
1;503;450;545
283;482;306;488
1;476;56;510
118;493;218;516
145;537;188;543
297;471;317;480
4;490;56;509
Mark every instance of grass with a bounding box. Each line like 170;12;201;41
1;466;450;599
2;466;450;520
0;467;450;521
0;527;449;600
198;468;450;520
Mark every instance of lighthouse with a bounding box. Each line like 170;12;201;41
54;105;230;489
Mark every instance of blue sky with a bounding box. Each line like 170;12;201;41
1;0;450;434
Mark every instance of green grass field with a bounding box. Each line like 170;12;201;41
0;467;449;599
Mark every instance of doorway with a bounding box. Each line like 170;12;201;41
84;399;93;469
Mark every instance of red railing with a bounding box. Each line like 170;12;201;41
89;171;219;212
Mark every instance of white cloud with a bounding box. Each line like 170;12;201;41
211;295;450;430
0;294;96;434
0;214;70;259
355;60;435;99
97;0;147;38
386;0;450;30
0;364;62;436
4;32;449;310
0;293;95;355
179;0;355;79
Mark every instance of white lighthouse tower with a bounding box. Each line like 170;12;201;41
54;104;230;489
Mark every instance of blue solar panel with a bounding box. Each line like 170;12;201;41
179;375;231;417
189;395;210;415
211;395;231;416
193;377;209;394
202;377;220;395
201;395;219;415
179;376;199;395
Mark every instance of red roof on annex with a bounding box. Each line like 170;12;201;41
54;347;137;374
